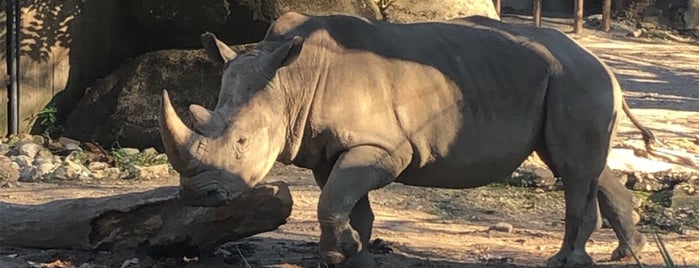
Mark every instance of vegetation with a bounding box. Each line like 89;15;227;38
37;104;63;138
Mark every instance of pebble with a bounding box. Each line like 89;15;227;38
489;222;514;233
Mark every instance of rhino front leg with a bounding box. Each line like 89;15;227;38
316;145;406;266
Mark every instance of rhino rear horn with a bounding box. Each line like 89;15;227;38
201;32;237;66
189;104;224;137
159;90;204;176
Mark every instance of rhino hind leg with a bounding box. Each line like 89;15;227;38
597;166;646;260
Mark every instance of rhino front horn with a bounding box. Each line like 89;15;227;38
159;90;204;176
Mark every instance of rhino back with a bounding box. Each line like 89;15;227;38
282;14;598;187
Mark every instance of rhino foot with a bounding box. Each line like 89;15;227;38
546;250;594;268
611;232;646;261
319;222;362;265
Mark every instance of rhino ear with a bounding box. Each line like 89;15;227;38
270;35;304;68
201;32;237;66
189;104;224;136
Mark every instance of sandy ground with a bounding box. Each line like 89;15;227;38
1;15;698;268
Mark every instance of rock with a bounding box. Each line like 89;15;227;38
531;168;556;188
142;147;159;155
117;148;140;156
10;155;33;167
239;0;381;23
0;143;10;154
626;29;643;38
19;166;41;183
632;211;641;225
632;194;642;208
131;164;171;180
37;163;57;175
62;47;252;151
128;0;272;49
17;142;43;158
381;0;499;23
0;156;20;184
53;160;84;180
33;155;54;166
64;143;83;152
489;222;514;233
88;162;110;172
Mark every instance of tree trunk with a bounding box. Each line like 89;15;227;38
0;182;293;257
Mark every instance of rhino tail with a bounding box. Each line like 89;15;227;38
622;96;698;167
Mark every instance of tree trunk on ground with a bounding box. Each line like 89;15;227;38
0;182;292;257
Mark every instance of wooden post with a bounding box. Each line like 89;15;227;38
533;0;542;27
494;0;501;17
574;0;584;34
603;0;612;32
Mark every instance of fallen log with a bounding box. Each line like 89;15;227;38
0;181;292;257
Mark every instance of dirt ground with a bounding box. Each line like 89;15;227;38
1;15;698;268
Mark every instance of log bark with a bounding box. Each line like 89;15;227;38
0;181;293;257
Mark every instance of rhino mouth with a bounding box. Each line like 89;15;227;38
178;172;250;207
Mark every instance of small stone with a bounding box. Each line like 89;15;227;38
0;156;20;183
618;173;628;186
104;168;121;180
58;137;80;146
53;160;83;180
632;195;642;208
489;222;514;233
626;29;643;37
33;155;53;166
88;161;110;172
37;163;56;174
155;154;168;162
632;211;641;225
533;168;555;180
142;147;158;155
117;148;140;155
19;166;41;182
32;135;45;145
645;184;653;192
0;143;10;154
17;142;42;158
64;143;82;152
11;155;33;167
646;174;656;180
131;164;170;180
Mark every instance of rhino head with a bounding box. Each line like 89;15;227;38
159;32;304;207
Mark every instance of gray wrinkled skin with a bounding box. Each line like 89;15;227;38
159;12;647;268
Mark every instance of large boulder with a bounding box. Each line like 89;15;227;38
380;0;500;22
237;0;381;22
61;44;255;150
127;0;271;49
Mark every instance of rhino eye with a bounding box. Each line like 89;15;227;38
237;137;247;145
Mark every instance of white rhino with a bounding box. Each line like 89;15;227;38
159;12;650;267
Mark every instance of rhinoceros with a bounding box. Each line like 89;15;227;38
159;12;650;267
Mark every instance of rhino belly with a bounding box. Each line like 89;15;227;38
395;154;528;189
